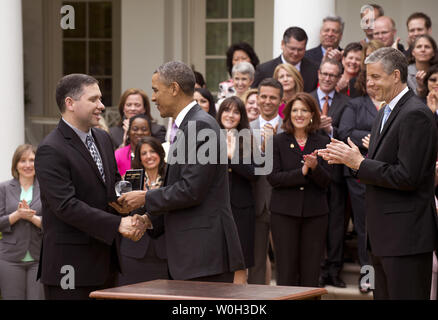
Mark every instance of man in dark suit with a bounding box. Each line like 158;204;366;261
247;78;284;284
35;74;147;300
118;61;245;282
305;16;344;66
320;47;438;299
252;27;319;93
310;59;350;288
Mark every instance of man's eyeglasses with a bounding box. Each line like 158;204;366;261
319;72;339;79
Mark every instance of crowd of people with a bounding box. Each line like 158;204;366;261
1;4;438;300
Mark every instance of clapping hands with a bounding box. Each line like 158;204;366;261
302;151;318;176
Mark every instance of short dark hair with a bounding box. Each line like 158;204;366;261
370;4;384;17
226;42;260;76
282;92;321;135
365;47;408;83
132;136;166;178
193;70;206;87
125;114;151;146
257;78;284;100
195;87;217;118
283;27;308;44
55;74;98;113
407;12;432;29
155;61;196;97
117;88;153;126
343;42;363;58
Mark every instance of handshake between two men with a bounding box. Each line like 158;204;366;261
109;190;151;242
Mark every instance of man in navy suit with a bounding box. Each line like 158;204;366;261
252;27;319;93
320;47;438;299
118;61;245;282
305;16;344;66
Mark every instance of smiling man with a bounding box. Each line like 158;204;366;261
118;61;245;283
35;74;147;300
319;47;438;299
306;16;344;65
252;27;319;93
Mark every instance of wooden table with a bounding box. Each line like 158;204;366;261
89;279;327;300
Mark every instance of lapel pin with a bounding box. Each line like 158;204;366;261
290;143;294;149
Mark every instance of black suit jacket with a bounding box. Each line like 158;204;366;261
357;89;438;257
144;105;244;280
338;95;377;155
268;132;331;217
252;56;319;93
311;90;350;182
35;120;122;286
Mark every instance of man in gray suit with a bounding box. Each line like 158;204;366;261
248;78;284;284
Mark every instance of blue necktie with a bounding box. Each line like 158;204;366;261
380;104;391;133
86;134;106;182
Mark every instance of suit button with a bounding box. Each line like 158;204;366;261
300;187;304;191
228;168;232;172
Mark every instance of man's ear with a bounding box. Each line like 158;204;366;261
170;82;180;97
64;97;74;111
393;69;402;84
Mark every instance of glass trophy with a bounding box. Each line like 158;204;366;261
115;180;132;197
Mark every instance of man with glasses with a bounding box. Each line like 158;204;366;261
310;59;351;288
373;16;405;52
306;16;344;66
252;27;319;93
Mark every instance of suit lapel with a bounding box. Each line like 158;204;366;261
369;90;414;158
58;120;106;186
9;179;21;203
31;179;40;205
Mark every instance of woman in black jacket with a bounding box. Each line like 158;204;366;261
217;96;257;284
267;92;331;287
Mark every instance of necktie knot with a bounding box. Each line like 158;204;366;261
170;122;179;144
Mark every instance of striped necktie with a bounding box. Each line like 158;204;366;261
380;104;391;133
86;134;106;182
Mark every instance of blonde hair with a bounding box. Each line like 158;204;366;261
242;88;258;104
273;63;304;94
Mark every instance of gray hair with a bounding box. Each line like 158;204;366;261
364;47;408;83
323;15;345;33
232;61;255;80
155;61;195;96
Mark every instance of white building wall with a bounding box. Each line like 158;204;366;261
0;0;25;181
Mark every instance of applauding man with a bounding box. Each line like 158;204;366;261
319;48;437;299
